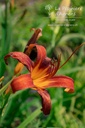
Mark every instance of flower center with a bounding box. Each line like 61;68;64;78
31;58;60;89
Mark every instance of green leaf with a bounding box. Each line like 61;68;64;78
0;79;12;95
17;107;41;128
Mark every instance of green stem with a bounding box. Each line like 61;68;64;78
51;33;57;49
17;108;41;128
0;78;13;95
47;26;60;54
47;33;56;54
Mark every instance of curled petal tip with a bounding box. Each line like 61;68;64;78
48;76;74;93
64;88;74;93
4;52;33;71
41;106;51;115
30;28;36;31
31;28;42;40
31;28;42;32
4;53;14;65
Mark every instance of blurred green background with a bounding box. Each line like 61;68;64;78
0;0;85;127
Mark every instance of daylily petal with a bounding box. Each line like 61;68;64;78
31;44;48;79
4;52;33;71
14;46;36;75
46;76;74;93
22;43;47;67
25;45;37;61
34;44;47;65
37;89;51;115
24;28;42;54
11;74;34;93
14;28;42;75
14;45;37;75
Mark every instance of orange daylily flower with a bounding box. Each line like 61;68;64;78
4;44;74;115
5;28;42;94
14;28;42;75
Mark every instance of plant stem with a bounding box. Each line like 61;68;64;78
47;26;60;54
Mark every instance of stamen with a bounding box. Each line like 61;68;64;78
59;42;85;69
48;57;61;78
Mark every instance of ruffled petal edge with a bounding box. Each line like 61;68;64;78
4;52;33;71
